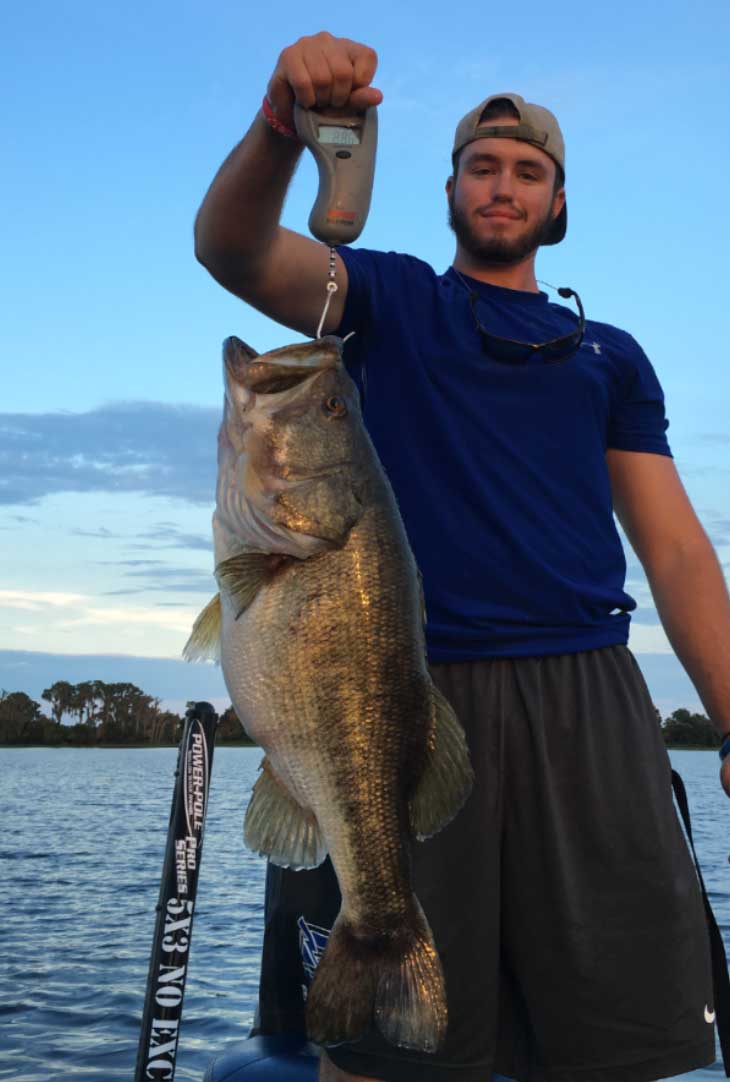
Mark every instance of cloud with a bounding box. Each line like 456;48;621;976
697;433;730;445
71;526;120;538
627;624;672;653
0;649;228;711
103;565;214;595
0;402;219;506
0;589;89;610
137;524;212;551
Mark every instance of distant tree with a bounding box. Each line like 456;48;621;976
0;690;45;744
41;681;75;726
93;682;161;744
153;710;183;745
65;721;97;747
218;705;255;744
71;681;99;726
662;708;719;748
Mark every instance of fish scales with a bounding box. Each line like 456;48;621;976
185;334;474;1052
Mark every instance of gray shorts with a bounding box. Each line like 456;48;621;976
254;646;717;1081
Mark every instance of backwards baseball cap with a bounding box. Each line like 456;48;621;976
452;92;567;245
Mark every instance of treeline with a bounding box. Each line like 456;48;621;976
0;680;252;747
659;708;723;748
0;681;723;749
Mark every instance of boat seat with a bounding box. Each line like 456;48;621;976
203;1035;319;1080
202;1033;516;1081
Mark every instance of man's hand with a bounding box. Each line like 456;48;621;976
267;31;382;132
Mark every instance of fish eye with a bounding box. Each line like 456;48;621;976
323;395;347;417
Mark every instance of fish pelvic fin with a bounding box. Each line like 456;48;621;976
244;757;327;870
409;684;474;841
215;551;289;616
182;594;222;662
306;899;447;1053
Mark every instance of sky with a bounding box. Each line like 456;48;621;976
1;0;729;718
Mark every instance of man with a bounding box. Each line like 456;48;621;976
195;31;730;1082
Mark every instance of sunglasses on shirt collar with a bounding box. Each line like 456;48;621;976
459;274;586;365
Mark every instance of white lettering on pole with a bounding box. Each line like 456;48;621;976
191;733;205;831
184;725;209;839
155;964;187;1006
161;899;193;954
145;1058;174;1080
150;1018;179;1039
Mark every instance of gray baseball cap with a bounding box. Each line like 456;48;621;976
452;92;567;245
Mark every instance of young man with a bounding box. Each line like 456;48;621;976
195;32;730;1082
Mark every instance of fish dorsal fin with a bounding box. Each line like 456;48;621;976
244;756;327;870
215;551;290;616
409;684;474;841
183;594;222;662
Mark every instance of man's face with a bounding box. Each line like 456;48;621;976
446;122;565;265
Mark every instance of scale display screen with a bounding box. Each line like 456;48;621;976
317;125;361;146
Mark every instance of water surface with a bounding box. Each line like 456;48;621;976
0;747;727;1080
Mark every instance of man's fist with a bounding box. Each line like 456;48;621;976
266;31;382;131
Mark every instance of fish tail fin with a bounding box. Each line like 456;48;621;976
373;898;447;1052
306;899;447;1053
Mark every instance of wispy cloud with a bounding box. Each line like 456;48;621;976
0;402;219;506
0;589;89;610
71;526;121;539
696;433;730;445
136;524;212;551
103;565;214;595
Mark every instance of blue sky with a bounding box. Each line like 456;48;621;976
2;0;729;716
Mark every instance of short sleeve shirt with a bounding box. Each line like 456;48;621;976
334;247;671;661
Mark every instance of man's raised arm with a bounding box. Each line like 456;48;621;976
193;32;382;338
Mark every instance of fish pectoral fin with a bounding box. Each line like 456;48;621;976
244;756;327;870
215;551;286;615
182;594;222;662
409;684;475;841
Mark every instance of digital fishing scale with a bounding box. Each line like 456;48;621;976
294;103;378;246
294;104;377;337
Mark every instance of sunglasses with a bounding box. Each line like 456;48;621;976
459;274;586;365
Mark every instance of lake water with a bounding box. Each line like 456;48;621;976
1;747;728;1081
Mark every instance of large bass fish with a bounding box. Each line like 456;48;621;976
185;335;473;1053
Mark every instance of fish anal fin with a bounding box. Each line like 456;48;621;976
182;594;221;662
216;551;290;615
409;685;474;841
244;757;327;870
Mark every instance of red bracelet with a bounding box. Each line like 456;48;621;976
261;95;299;140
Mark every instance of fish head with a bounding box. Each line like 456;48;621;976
215;336;368;559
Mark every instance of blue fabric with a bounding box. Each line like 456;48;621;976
335;248;672;662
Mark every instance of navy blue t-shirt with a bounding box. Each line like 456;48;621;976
334;248;672;661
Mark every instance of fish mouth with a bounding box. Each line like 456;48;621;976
223;335;343;394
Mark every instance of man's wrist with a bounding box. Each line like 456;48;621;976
719;732;730;761
261;95;299;141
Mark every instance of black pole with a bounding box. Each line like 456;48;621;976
135;701;219;1082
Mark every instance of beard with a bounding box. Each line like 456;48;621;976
448;193;556;266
